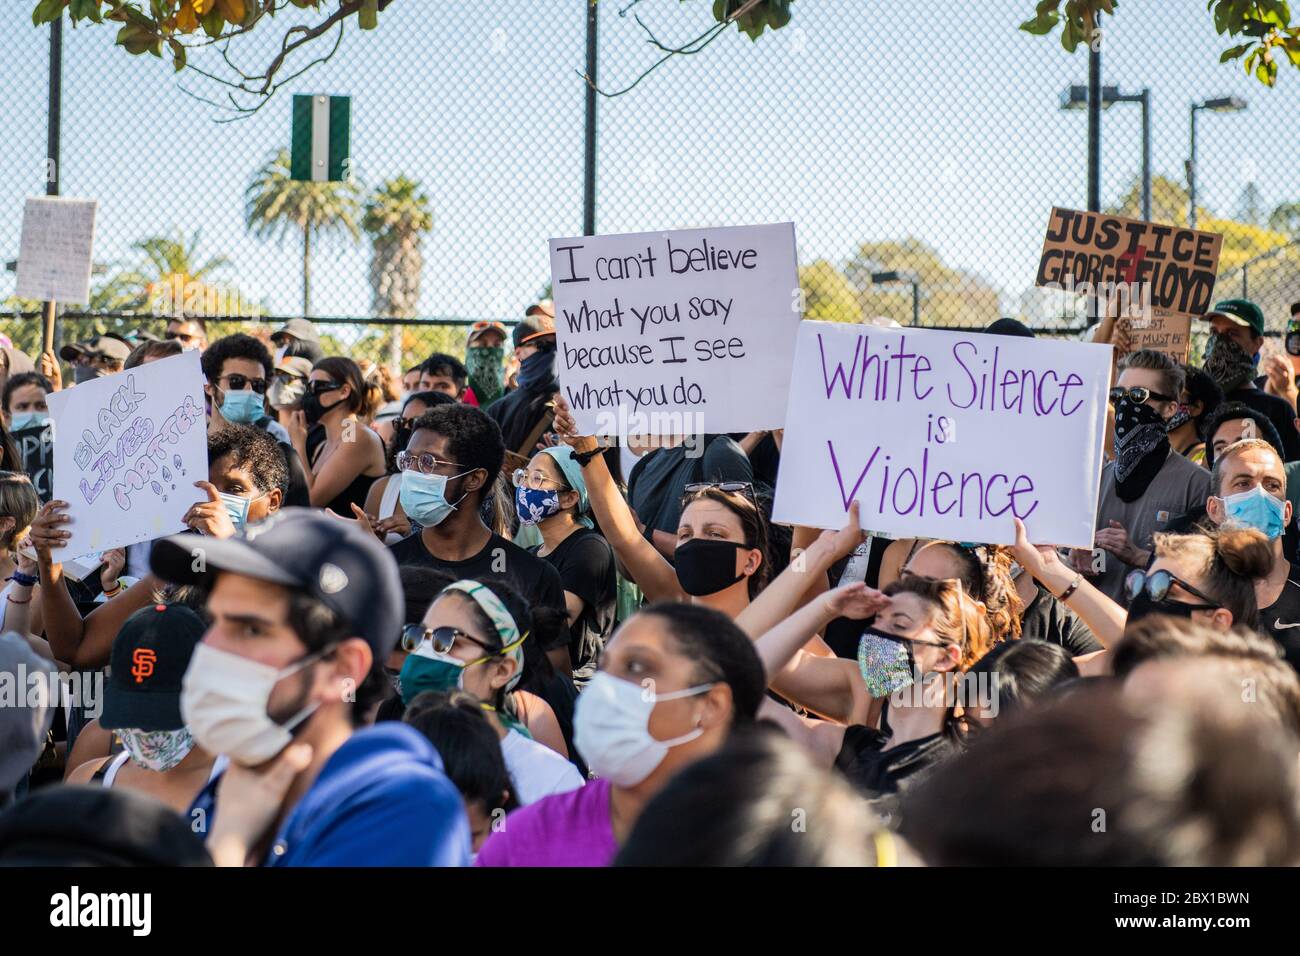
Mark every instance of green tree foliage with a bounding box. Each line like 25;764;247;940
245;148;361;317
1021;1;1300;87
844;239;1002;328
798;260;860;323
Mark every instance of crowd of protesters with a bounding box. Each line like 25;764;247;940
1;296;1300;868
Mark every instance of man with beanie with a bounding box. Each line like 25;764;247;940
1199;299;1300;461
150;508;470;866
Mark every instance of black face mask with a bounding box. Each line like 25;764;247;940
674;538;749;597
1126;588;1202;625
302;391;332;426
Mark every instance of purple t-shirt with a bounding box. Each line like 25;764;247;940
475;777;617;867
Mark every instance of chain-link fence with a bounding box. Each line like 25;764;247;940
2;1;1300;369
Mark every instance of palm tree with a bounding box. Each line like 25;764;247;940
245;149;361;317
363;176;434;366
91;229;232;314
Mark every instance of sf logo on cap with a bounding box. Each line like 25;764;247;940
131;648;157;684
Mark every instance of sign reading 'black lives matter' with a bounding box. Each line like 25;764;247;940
548;223;801;437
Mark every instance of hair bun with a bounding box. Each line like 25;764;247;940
1216;527;1275;580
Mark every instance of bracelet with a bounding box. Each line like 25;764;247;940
6;571;37;588
1056;574;1082;603
6;594;32;605
573;446;602;467
102;581;123;597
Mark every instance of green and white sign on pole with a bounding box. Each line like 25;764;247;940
291;94;351;182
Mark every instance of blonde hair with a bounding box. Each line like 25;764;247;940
0;471;39;551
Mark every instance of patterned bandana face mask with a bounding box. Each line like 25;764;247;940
1113;397;1169;489
515;486;562;526
1203;332;1256;394
857;627;917;699
117;727;195;772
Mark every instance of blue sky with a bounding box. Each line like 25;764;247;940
1;0;1297;321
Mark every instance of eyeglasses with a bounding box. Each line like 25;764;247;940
219;373;268;394
681;481;757;505
305;381;343;398
512;468;567;491
400;624;494;655
395;450;465;475
1109;386;1174;406
1123;569;1221;609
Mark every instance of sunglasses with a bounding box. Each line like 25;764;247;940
681;480;757;505
1123;569;1221;609
400;624;494;655
305;381;343;397
1287;331;1300;357
1109;386;1174;406
219;373;268;395
164;330;199;342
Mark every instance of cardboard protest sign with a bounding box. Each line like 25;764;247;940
13;423;54;503
548;222;800;437
47;350;207;559
15;197;98;304
772;321;1111;548
1035;207;1222;361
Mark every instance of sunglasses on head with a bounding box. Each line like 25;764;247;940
400;624;494;655
1109;386;1174;406
681;481;756;505
1123;569;1221;609
220;373;267;394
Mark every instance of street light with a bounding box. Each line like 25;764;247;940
871;271;920;327
1188;95;1247;229
1060;84;1152;221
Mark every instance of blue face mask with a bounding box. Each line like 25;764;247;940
399;470;469;528
1219;485;1287;540
216;491;261;533
515;486;562;526
220;389;265;425
9;411;48;432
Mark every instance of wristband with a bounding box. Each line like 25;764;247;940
6;571;38;588
1056;574;1082;603
102;580;122;596
6;594;32;605
573;447;602;468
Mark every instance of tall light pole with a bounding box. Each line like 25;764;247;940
871;271;920;327
1060;84;1151;220
582;1;599;237
1188;95;1247;230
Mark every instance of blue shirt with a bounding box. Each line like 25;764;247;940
192;722;470;867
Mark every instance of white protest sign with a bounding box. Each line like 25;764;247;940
548;222;800;437
48;350;207;559
15;197;98;304
772;321;1111;548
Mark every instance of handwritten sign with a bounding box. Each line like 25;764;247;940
13;422;53;503
14;197;98;304
772;321;1111;548
1035;207;1222;361
47;350;207;558
548;223;800;436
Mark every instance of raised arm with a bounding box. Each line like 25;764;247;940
753;581;887;724
1010;517;1126;648
552;396;682;602
735;502;865;638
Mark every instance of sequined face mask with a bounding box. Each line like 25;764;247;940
857;626;918;699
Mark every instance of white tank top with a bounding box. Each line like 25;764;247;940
100;751;228;787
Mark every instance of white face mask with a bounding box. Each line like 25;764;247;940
573;671;715;787
180;642;324;767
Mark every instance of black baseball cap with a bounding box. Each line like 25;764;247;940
99;604;206;732
984;317;1035;338
149;508;404;660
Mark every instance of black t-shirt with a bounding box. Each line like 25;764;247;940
387;530;567;624
1227;386;1300;462
835;712;955;797
627;437;753;537
1259;562;1300;674
531;527;616;682
1020;584;1104;655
